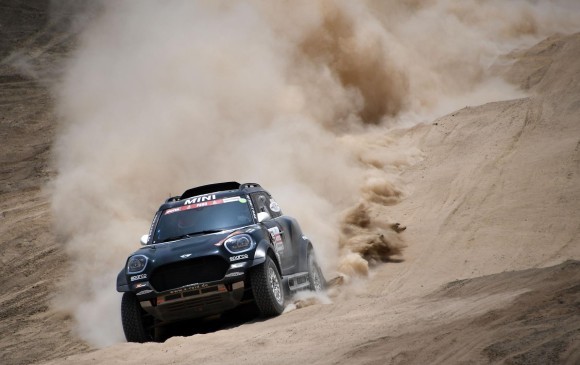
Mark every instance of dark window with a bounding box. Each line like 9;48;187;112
153;198;253;243
250;193;282;218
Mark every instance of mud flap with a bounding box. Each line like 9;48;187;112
283;272;310;292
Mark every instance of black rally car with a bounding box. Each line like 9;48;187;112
117;182;325;342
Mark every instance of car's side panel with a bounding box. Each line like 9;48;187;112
279;217;310;273
261;218;293;274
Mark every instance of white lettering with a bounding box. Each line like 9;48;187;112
184;194;216;205
230;254;249;262
169;283;209;294
130;273;147;282
225;272;244;277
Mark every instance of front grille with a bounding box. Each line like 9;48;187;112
149;256;229;292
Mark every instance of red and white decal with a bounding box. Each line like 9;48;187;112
164;196;243;215
268;227;284;253
214;229;245;247
164;207;182;215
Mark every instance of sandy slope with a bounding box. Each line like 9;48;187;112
1;2;579;364
376;33;580;300
0;2;90;365
37;32;580;365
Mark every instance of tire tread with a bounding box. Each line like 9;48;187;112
250;256;284;317
121;292;151;343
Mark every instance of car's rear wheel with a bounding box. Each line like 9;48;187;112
121;292;156;343
250;255;285;316
308;249;326;292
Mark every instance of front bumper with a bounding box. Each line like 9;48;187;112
120;237;273;323
131;257;255;323
139;281;246;322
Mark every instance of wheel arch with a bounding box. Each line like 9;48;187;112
251;239;283;276
297;236;313;272
117;269;130;292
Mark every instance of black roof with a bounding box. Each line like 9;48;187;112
181;182;242;199
162;182;266;206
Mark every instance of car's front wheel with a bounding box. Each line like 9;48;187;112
121;292;156;343
250;255;285;316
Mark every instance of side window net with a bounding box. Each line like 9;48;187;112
251;193;282;218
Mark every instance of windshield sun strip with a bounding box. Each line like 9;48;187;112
163;196;244;215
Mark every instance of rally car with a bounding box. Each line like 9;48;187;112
117;182;325;342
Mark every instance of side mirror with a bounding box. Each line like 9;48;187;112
140;234;149;245
257;211;271;223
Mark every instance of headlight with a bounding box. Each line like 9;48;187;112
224;234;255;253
127;255;148;274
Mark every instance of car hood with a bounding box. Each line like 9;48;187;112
130;226;258;267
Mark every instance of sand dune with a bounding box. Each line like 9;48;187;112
376;33;580;301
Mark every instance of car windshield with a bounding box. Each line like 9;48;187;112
153;196;253;243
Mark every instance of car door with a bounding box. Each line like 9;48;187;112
250;192;295;274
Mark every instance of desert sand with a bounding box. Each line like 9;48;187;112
1;1;579;365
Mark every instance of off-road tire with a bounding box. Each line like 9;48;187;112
250;255;285;316
121;292;154;343
308;249;326;292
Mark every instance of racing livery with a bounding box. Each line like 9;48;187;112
117;182;325;342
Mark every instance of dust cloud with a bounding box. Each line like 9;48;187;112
51;0;580;346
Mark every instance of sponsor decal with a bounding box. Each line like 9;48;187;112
246;196;257;219
137;289;154;296
276;240;284;253
268;227;284;252
214;230;244;247
165;207;182;215
184;194;216;205
225;272;244;278
130;273;147;282
269;200;281;213
146;212;160;243
134;282;148;289
169;283;208;294
230;254;249;262
180;253;192;258
223;196;244;203
165;196;244;215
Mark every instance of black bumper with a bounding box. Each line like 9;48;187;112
139;281;246;323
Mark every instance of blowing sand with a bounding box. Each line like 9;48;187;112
1;1;579;364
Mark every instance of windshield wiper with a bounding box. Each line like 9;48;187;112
187;229;224;236
160;234;192;243
160;229;224;243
